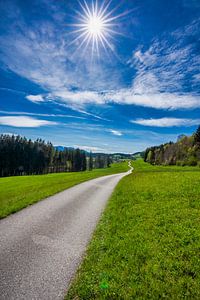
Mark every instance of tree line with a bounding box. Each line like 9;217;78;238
144;126;200;166
0;135;111;177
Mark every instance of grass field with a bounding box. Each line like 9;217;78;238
0;162;129;219
67;160;200;299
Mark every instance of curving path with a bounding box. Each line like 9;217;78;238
0;165;132;300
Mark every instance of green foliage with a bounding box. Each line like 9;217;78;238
66;160;200;299
144;128;200;166
186;156;198;166
146;150;154;163
194;126;200;146
0;162;129;219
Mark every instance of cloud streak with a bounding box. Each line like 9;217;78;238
129;20;200;94
131;117;200;127
108;129;123;136
125;19;200;110
0;110;86;119
0;116;57;128
105;90;200;110
26;94;45;103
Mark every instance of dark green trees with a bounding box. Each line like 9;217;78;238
0;135;88;177
194;126;200;146
94;154;112;169
88;152;93;171
72;149;87;172
0;134;112;177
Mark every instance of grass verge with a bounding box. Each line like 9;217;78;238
66;159;200;299
0;162;129;219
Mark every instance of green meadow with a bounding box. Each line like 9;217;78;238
67;160;200;299
0;162;129;219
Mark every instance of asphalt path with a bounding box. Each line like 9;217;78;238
0;165;132;300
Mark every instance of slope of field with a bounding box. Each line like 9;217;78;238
0;162;129;219
67;160;200;299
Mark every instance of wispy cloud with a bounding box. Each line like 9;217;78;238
0;1;199;113
51;90;105;105
45;89;200;111
0;87;26;95
108;129;123;136
0;110;86;119
125;19;200;110
26;94;45;103
105;90;200;110
0;116;57;127
0;2;121;110
131;117;200;127
129;20;200;94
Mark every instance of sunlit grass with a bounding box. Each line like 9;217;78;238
67;160;200;299
0;162;129;219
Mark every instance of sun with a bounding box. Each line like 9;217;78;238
70;1;126;56
87;15;104;36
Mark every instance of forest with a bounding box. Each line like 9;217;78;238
144;126;200;166
0;134;111;177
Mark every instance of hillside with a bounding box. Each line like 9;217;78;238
144;126;200;166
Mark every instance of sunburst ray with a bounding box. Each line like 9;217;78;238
69;0;127;56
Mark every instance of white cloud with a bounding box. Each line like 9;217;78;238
0;4;199;113
108;129;123;136
52;88;200;110
131;117;200;127
52;90;104;105
26;94;44;103
106;90;200;110
129;35;199;96
0;6;121;109
51;88;200;110
0;116;57;128
125;19;200;110
24;89;200;111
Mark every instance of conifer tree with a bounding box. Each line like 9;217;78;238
89;152;93;170
194;126;200;146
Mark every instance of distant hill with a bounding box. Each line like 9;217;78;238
132;152;142;160
91;152;141;161
54;146;138;160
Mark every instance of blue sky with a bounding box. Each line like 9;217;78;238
0;0;200;153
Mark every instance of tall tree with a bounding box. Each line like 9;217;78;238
194;126;200;146
89;152;93;170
